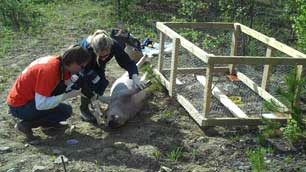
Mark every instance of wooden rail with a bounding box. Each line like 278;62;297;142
157;32;165;72
165;22;234;30
169;38;180;97
157;22;210;63
208;56;306;65
237;23;306;58
229;23;240;74
261;46;274;90
162;67;229;74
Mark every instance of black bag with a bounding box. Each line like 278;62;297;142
111;28;142;51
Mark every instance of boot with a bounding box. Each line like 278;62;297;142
14;121;38;140
79;96;97;123
39;120;69;136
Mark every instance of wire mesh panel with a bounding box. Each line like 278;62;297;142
235;34;270;85
267;64;294;98
150;32;208;69
161;71;234;118
151;30;272;118
212;73;269;116
174;28;232;56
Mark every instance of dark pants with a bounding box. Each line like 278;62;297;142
9;100;72;126
80;76;108;112
80;96;91;111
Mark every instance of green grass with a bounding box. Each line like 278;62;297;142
140;63;164;92
0;0;116;59
246;147;266;172
0;28;18;59
190;148;199;162
166;147;184;162
283;119;304;142
162;111;175;119
0;66;15;92
228;135;241;142
152;150;161;160
283;155;294;164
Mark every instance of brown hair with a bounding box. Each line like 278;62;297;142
61;45;91;66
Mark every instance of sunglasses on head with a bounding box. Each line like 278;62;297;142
99;54;109;59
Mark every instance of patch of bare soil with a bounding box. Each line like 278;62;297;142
1;57;306;172
1;27;306;172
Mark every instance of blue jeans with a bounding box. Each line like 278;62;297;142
8;100;72;124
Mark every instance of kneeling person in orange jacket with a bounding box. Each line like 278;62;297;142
7;45;91;140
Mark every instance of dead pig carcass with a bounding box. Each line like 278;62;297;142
96;56;150;128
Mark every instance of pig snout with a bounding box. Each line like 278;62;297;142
105;107;126;129
107;114;121;129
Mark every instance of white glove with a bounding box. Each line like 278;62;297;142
132;74;146;90
65;74;81;92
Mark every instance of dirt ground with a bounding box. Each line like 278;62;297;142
1;1;306;171
1;54;306;172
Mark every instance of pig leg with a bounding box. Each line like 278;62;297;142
131;90;148;106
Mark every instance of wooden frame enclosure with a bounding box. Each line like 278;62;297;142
154;22;306;127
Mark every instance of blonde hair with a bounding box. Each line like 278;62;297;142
87;30;113;54
87;30;113;65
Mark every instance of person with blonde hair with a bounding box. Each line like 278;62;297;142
7;46;92;140
78;29;145;123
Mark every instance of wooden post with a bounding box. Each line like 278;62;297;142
203;63;214;117
294;65;303;106
261;46;274;90
169;38;180;97
158;32;165;72
229;23;240;74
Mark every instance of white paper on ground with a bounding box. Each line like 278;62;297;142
142;42;173;57
176;78;183;85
